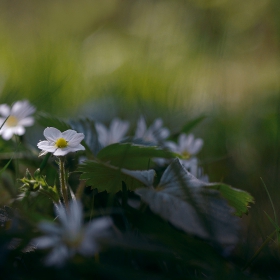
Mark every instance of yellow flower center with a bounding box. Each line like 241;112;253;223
55;138;68;148
64;232;84;248
182;150;190;159
6;115;18;127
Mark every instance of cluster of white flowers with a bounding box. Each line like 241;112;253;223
93;116;206;180
0;100;35;140
0;99;205;179
0;99;208;267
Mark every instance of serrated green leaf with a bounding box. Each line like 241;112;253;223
208;184;254;217
78;159;155;192
157;158;253;217
135;158;240;245
97;142;179;170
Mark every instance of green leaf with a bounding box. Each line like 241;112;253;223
97;142;179;170
181;115;206;134
135;158;240;245
0;157;13;175
208;184;254;217
78;159;155;192
264;211;280;231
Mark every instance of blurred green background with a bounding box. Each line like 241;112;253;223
0;0;280;264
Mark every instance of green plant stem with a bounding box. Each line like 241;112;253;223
58;156;69;208
260;177;279;243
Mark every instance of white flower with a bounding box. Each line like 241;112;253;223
161;133;203;175
164;133;203;159
95;118;129;147
37;127;85;156
32;201;113;267
154;134;204;173
0;100;35;140
135;116;170;144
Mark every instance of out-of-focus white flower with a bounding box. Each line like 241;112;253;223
95;118;129;147
135;116;170;144
37;127;85;156
164;133;203;159
165;134;204;176
32;201;113;267
0;100;35;140
154;133;206;179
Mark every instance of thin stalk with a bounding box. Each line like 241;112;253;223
58;157;69;208
260;177;279;243
13;135;20;191
243;229;277;271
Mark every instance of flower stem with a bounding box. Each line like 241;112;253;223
58;157;69;208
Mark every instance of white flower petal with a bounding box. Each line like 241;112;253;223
164;141;178;153
11;100;35;119
135;116;147;138
53;148;72;156
33;236;59;249
95;123;108;146
70;144;85;152
86;217;112;236
2;129;14;140
135;117;169;143
152;118;163;130
11;101;25;115
185;134;194;148
67;133;84;146
13;126;25;136
0;104;10;117
156;127;170;140
110;118;129;143
61;129;77;141
67;201;83;233
44;127;62;142
189;139;203;155
37;141;57;152
0;117;7;127
0;101;35;141
18;117;34;127
178;134;187;148
55;204;68;227
78;239;98;256
38;222;62;235
44;245;69;267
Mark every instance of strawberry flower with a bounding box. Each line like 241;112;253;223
0;100;35;140
37;127;85;156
